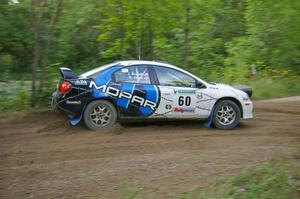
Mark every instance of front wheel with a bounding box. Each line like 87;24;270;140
83;100;117;131
212;100;241;130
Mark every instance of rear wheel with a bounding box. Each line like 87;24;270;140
212;100;241;130
83;100;117;131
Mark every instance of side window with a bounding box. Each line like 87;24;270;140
154;66;196;87
114;65;151;84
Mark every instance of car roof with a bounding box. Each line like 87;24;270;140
117;60;171;67
81;60;180;78
116;60;190;74
80;60;206;84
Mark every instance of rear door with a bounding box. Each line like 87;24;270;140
151;66;198;118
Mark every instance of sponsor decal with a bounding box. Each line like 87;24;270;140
196;94;203;99
74;80;88;86
66;100;81;105
173;107;195;113
165;104;172;110
174;89;196;94
89;81;157;110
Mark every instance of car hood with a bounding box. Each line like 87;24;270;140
208;83;251;98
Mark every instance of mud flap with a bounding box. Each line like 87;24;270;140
204;105;216;128
68;115;82;125
68;103;88;125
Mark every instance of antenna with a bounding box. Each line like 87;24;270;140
137;43;141;60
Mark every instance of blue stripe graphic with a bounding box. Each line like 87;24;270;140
92;66;122;98
117;83;135;109
139;84;159;116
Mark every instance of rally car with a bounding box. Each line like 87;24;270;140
52;60;253;131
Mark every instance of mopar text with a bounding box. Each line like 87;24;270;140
89;81;157;110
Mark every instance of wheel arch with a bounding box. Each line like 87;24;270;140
213;97;243;118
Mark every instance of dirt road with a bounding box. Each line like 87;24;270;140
1;97;300;199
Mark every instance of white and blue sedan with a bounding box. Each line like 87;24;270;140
53;60;253;131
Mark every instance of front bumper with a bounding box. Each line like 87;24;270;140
242;100;253;119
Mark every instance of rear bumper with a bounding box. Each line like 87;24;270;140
52;91;83;116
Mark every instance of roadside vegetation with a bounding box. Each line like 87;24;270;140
180;159;300;199
115;157;300;199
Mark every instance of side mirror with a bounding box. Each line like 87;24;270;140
196;81;206;89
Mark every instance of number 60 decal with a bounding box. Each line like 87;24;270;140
178;96;191;106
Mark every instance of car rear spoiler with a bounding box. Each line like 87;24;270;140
59;67;78;79
233;85;253;98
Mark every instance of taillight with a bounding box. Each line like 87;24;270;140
59;81;72;93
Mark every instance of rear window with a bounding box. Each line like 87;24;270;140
113;65;151;84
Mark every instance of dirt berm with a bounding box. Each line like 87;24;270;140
1;97;300;198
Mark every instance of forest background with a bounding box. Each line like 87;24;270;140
0;0;299;111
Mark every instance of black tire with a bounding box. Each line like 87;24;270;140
83;100;117;131
212;100;241;130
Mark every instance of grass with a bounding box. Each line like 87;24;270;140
116;184;140;199
113;158;300;199
179;159;300;199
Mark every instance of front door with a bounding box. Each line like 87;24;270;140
151;66;198;118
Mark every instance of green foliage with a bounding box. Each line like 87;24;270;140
0;53;14;70
56;0;104;70
0;0;33;73
36;63;62;107
249;77;300;100
245;0;300;72
0;82;30;112
19;87;30;111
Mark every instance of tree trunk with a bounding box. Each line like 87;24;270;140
40;0;63;89
117;0;125;59
146;18;154;60
183;6;190;70
30;0;46;107
137;41;142;60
